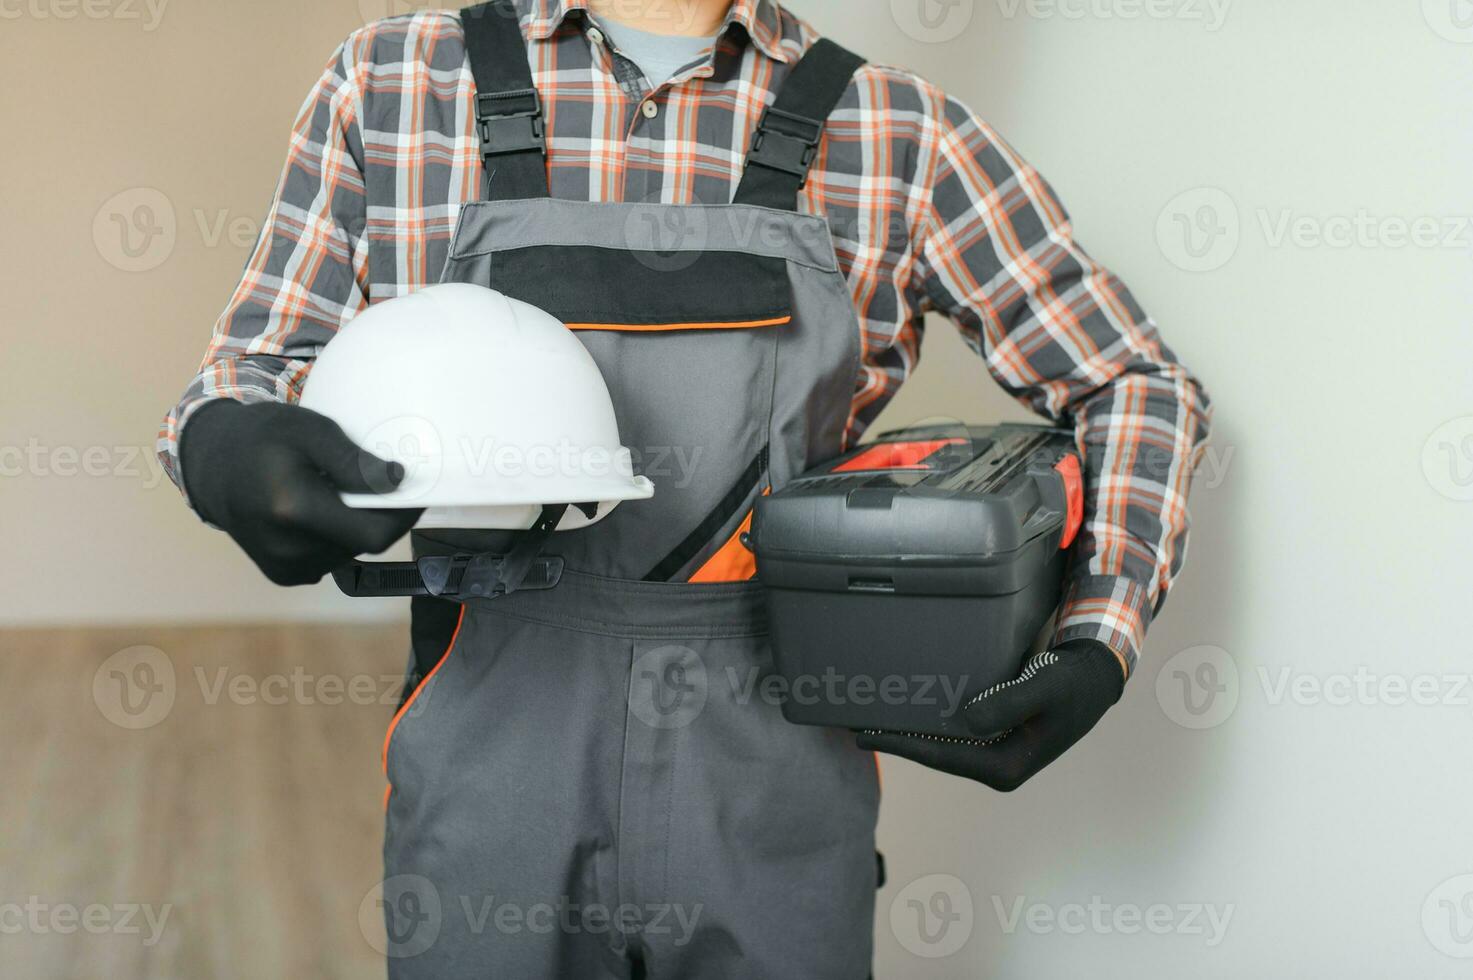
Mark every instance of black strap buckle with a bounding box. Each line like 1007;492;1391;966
330;503;571;599
746;106;824;183
330;554;565;599
419;552;564;598
475;88;546;157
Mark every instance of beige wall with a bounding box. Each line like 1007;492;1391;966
2;1;439;626
3;0;1473;975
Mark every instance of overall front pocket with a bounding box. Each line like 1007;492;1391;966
482;243;793;332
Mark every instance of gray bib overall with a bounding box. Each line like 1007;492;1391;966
379;5;880;976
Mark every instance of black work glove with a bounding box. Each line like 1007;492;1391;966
179;399;422;586
857;638;1125;792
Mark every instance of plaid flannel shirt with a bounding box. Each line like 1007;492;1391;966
158;0;1211;678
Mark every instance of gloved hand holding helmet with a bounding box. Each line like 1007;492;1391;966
186;283;654;593
180;399;422;586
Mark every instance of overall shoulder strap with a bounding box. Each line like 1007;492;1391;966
732;39;866;211
461;1;550;200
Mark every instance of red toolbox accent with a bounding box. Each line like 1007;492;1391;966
1054;453;1084;550
831;438;967;473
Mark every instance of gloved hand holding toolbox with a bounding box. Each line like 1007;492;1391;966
749;423;1124;789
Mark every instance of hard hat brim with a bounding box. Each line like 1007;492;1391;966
338;474;654;512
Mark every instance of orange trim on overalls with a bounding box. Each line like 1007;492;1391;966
566;314;791;332
688;509;758;582
687;485;772;583
382;604;467;808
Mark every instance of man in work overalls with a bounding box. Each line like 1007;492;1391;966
159;1;1212;976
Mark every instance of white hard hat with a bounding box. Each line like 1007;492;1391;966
299;283;654;531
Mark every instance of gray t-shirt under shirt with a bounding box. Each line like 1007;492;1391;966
592;18;719;90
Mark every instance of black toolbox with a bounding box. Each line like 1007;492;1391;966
750;423;1083;736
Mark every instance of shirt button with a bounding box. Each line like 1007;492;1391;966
586;26;605;46
641;100;659;119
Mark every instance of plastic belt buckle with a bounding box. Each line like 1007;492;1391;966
329;505;571;599
475;89;547;158
747;106;824;184
416;554;564;598
328;554;564;598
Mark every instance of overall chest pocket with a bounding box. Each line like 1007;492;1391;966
480;242;793;333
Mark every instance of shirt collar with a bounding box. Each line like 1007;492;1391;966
523;0;792;64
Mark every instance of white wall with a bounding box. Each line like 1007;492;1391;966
780;1;1473;975
3;1;1471;974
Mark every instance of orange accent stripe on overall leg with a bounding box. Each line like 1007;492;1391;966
382;604;467;805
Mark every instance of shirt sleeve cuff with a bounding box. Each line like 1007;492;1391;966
1050;573;1154;682
157;391;274;514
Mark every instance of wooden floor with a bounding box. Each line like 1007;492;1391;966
0;624;410;979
